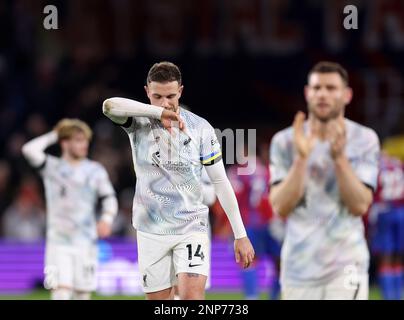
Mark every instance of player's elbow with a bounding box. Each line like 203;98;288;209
102;99;113;116
269;192;290;218
348;190;373;216
103;98;121;117
21;142;32;160
348;202;370;216
272;204;291;218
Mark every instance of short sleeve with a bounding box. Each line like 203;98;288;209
352;130;380;191
200;121;222;166
269;131;290;186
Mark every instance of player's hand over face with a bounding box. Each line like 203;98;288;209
234;237;255;269
293;111;318;159
326;118;346;160
97;221;112;238
161;109;185;133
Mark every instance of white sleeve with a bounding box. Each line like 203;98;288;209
21;131;58;168
352;130;380;191
269;131;291;185
201;169;216;206
96;166;118;225
102;97;164;125
205;160;247;239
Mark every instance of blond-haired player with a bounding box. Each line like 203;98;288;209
22;119;118;300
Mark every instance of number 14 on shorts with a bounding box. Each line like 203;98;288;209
186;244;205;267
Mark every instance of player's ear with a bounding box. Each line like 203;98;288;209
343;86;353;104
178;85;184;98
304;85;310;103
144;85;150;99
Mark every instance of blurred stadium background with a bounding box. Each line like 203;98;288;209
0;0;403;299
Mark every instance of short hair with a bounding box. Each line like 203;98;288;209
308;61;349;85
54;118;92;141
146;61;182;85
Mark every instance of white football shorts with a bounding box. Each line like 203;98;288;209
282;272;369;300
44;243;98;292
137;231;210;293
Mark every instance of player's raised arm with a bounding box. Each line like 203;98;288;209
269;112;316;217
205;160;255;269
21;130;58;168
102;97;185;131
328;121;380;216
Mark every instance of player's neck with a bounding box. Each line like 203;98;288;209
309;114;345;140
62;153;85;166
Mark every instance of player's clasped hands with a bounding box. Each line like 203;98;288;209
234;237;255;269
293;111;346;160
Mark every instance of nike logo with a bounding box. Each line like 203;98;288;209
189;263;203;268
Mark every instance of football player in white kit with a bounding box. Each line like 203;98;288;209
102;61;254;300
22;119;118;300
269;62;380;299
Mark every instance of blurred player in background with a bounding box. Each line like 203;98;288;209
102;61;254;300
227;143;282;299
369;152;404;300
269;62;380;299
22;119;118;300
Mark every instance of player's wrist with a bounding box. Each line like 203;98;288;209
294;154;308;166
332;152;346;163
100;213;114;225
234;230;247;240
153;106;164;120
333;154;348;168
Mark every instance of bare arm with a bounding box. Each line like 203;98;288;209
334;155;373;216
327;118;378;216
269;112;317;218
270;156;307;218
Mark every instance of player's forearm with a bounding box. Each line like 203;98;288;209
201;182;216;207
21;131;58;167
205;162;247;239
270;156;307;217
100;195;118;225
334;155;373;216
102;97;164;124
214;180;247;239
